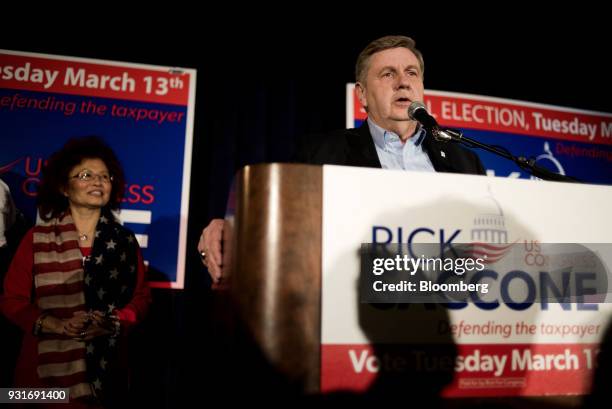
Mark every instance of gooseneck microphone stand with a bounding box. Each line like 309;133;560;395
432;128;581;183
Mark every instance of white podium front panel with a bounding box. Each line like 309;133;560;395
321;165;612;397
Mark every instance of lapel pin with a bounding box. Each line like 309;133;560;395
440;151;446;158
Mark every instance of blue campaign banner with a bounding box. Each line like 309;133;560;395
1;50;196;289
466;129;612;184
347;86;612;185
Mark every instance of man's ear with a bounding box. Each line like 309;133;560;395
355;82;368;112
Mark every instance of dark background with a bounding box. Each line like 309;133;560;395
3;14;611;406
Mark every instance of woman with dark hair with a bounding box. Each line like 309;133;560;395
1;137;151;407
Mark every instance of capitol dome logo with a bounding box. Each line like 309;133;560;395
529;142;566;180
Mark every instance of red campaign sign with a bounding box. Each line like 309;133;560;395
426;95;612;145
321;343;597;397
0;52;191;105
351;88;612;145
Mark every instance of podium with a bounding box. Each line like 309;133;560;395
221;163;322;393
218;163;612;402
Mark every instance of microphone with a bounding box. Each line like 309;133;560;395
408;101;458;142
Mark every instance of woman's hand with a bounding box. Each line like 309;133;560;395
42;311;89;337
43;311;118;341
79;310;118;341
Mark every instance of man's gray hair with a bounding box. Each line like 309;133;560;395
355;35;425;84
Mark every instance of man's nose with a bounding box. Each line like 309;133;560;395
396;73;412;89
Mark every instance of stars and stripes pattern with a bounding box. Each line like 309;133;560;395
33;213;91;400
82;209;138;405
33;210;138;405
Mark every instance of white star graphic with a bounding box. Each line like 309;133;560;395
100;216;108;224
106;239;116;250
93;378;102;390
109;338;116;347
107;303;116;313
100;357;107;370
127;235;134;243
95;254;104;265
95;230;101;238
87;344;95;354
120;253;127;262
97;288;106;300
110;268;119;279
85;275;92;286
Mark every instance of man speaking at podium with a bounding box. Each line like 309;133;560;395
198;35;485;282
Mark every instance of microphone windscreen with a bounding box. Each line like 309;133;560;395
408;101;427;120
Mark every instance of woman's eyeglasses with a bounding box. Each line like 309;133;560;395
71;169;114;183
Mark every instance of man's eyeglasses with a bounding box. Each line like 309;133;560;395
71;170;114;183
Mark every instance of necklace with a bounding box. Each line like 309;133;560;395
79;233;89;241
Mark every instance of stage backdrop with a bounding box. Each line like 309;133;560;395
0;50;196;289
346;85;612;185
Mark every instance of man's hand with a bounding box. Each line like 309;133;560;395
197;219;224;283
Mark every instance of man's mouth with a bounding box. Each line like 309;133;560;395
394;97;412;105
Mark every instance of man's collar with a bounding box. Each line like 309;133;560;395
367;118;426;150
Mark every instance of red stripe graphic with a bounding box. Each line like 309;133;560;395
33;241;80;253
321;343;597;397
39;348;88;365
39;371;88;388
351;88;612;144
44;306;87;320
0;157;24;174
36;281;84;298
461;242;515;264
1;52;190;105
35;260;84;274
